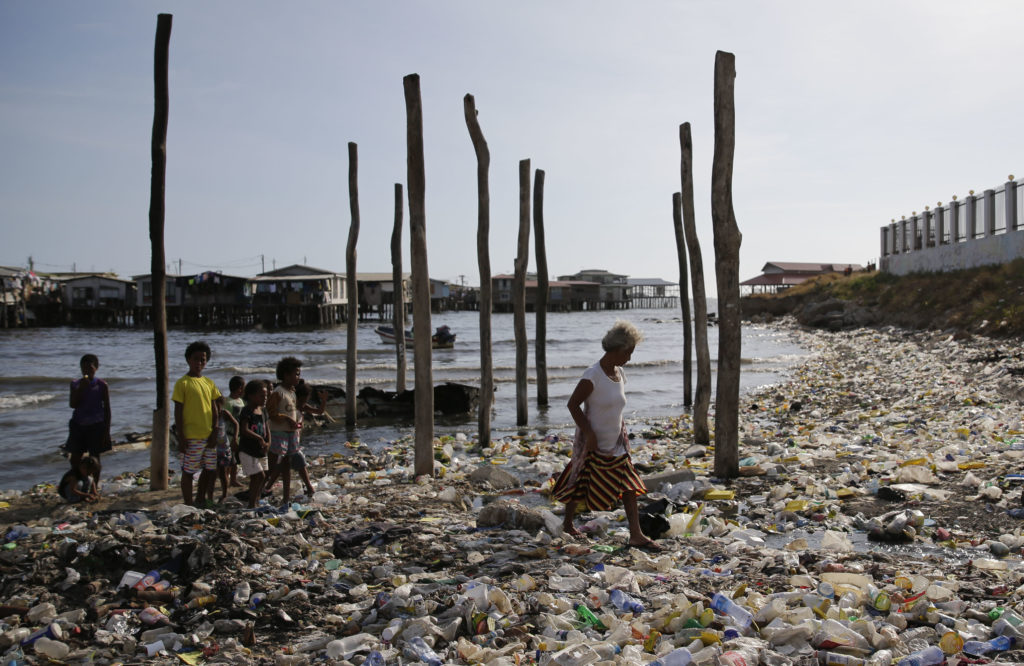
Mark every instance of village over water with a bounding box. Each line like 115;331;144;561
0;265;685;329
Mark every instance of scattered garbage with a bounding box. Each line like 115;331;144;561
2;322;1024;663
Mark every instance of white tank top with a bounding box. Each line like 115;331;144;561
580;362;627;456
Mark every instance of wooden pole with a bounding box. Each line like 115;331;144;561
405;74;433;476
680;123;712;444
711;52;742;478
672;193;692;407
149;13;171;491
345;142;360;426
513;159;531;426
391;183;407;393
463;94;492;448
533;169;549;406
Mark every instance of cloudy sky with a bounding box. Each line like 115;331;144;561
2;2;1022;295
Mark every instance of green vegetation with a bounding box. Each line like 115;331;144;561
748;259;1024;338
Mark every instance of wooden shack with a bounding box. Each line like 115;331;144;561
252;264;346;327
63;274;136;326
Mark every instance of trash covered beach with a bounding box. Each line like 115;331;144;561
3;320;1024;665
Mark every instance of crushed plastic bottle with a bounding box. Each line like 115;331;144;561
710;592;753;631
609;589;644;614
895;645;944;666
962;634;1014;656
651;646;693;666
404;636;442;666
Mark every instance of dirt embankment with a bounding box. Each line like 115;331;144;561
742;258;1024;339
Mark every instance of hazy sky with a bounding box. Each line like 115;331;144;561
3;2;1023;295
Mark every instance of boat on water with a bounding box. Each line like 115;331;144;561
375;324;456;349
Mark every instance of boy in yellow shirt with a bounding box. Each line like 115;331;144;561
172;341;223;506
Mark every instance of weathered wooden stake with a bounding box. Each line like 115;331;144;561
672;193;693;407
711;52;742;478
680;123;712;444
391;183;407;393
463;94;493;448
533;169;549;406
513;159;531;426
405;74;434;476
345;142;360;426
149;13;172;491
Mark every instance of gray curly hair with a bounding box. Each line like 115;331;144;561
601;320;644;352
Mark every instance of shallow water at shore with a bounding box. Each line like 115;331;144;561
0;308;808;490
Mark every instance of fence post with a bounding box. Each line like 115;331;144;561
949;199;960;242
910;214;919;251
966;193;977;241
983;189;996;236
934;204;945;245
1005;177;1017;232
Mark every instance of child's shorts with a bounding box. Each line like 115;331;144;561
239;452;268;478
269;431;300;457
182;438;217;475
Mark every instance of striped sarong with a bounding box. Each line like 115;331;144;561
552;450;647;512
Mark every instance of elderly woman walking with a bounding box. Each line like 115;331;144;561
552;320;661;551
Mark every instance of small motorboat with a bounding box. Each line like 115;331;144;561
375;324;456;349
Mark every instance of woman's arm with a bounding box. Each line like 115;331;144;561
567;379;597;452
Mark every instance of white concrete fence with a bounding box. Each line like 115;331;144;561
880;176;1024;275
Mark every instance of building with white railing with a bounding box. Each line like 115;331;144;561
880;175;1024;275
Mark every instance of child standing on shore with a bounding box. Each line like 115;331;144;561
171;341;223;507
264;357;303;505
237;380;270;509
67;354;111;492
217;375;245;500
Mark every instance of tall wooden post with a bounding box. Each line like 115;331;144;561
681;123;712;444
711;52;742;478
464;94;493;448
345;142;360;425
149;13;172;491
533;169;549;406
513;159;531;426
405;74;433;476
672;193;692;407
391;183;407;393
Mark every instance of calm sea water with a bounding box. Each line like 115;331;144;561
0;306;808;490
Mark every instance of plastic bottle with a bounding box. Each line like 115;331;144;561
710;593;753;630
894;645;944;666
865;584;891;612
33;637;70;660
816;652;865;666
249;592;266;609
20;622;62;646
962;634;1014;656
719;647;759;666
573;603;606;631
651;646;693;666
364;651;385;666
865;650;892;666
134;570;161;590
404;636;442;666
185;595;216;609
609;589;644;614
233;581;251;606
138;607;170;626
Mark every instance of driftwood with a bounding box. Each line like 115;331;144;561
391;183;407;393
533;169;549;406
463;94;493;447
680;123;711;444
711;52;742;478
404;74;433;476
148;13;172;491
514;159;531;426
346;142;360;426
672;193;692;407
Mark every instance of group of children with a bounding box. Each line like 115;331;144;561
63;344;329;509
172;342;329;508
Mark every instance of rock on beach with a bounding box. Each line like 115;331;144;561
2;320;1024;664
